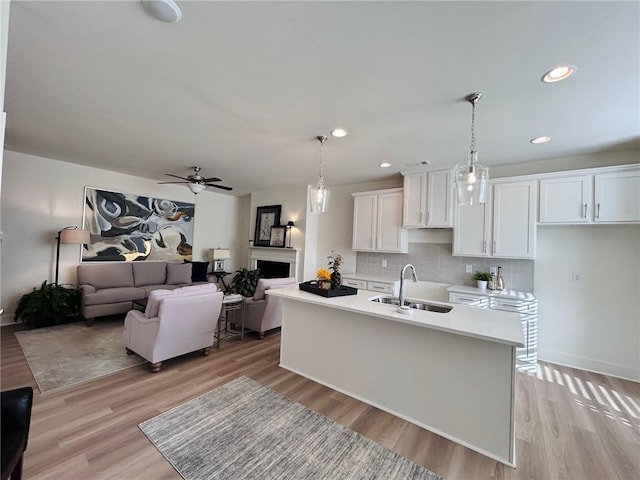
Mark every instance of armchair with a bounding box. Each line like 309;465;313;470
1;386;34;480
243;277;297;339
123;284;223;372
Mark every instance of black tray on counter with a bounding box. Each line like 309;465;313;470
299;281;358;298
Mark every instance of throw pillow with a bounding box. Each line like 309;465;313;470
166;263;192;285
184;260;209;283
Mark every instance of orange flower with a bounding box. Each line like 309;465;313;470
317;268;331;281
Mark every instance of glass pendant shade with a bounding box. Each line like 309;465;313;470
310;135;330;213
456;92;489;206
455;152;489;206
309;185;330;213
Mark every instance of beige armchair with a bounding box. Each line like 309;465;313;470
243;277;298;339
123;284;223;372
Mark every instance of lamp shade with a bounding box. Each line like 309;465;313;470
454;156;489;206
60;228;90;244
209;248;230;260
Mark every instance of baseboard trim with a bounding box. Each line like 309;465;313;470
538;349;639;383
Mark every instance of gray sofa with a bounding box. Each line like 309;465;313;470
77;261;205;324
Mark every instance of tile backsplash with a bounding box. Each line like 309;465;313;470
356;243;535;293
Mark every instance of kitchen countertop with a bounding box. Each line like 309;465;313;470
268;287;524;347
448;285;537;301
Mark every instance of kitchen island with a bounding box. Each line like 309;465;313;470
267;287;524;467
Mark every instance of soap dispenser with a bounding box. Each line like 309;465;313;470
495;266;505;291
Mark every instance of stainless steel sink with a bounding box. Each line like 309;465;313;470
369;295;452;313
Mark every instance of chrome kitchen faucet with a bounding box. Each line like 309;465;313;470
399;264;418;308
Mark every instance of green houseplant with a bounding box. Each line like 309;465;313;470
472;271;493;290
230;268;262;297
15;281;81;328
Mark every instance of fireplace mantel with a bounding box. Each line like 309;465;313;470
249;247;300;281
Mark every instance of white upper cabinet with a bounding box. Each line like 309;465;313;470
539;175;592;223
453;199;492;257
454;179;537;259
594;169;640;223
402;169;453;228
492;180;537;258
352;188;408;253
402;173;426;228
539;166;640;224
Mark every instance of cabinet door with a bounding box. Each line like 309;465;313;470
492;180;537;258
453;200;491;257
594;169;640;223
403;173;426;228
539;175;592;223
377;191;408;252
426;169;453;227
352;194;377;251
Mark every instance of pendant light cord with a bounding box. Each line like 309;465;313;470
470;101;476;153
317;135;327;188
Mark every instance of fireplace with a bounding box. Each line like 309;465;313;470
249;247;300;281
257;260;290;278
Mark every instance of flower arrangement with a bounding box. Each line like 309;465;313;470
327;251;343;272
316;268;331;281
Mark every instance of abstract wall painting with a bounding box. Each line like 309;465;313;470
82;187;195;262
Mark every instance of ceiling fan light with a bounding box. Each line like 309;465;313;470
188;183;206;194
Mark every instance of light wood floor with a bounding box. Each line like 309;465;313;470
2;325;639;480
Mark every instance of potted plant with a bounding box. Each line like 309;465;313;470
15;281;81;328
472;271;493;290
230;268;262;297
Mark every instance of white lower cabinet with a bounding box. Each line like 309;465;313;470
448;287;538;372
341;276;399;296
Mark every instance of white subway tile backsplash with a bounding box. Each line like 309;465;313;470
356;243;535;292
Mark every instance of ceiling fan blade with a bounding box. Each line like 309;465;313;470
206;183;233;191
158;181;189;184
202;176;222;182
164;173;190;181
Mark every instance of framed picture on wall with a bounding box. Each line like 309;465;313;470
254;205;281;247
269;226;286;248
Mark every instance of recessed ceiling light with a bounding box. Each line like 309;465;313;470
142;0;182;23
541;65;576;83
331;128;347;138
379;162;392;168
530;136;552;144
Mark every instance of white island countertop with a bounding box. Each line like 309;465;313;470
268;287;524;347
448;284;537;301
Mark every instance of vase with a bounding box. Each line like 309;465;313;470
330;271;342;290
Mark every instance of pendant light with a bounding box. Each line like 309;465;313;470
455;92;489;206
309;135;330;213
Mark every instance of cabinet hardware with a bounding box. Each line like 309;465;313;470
483;241;487;253
493;240;497;254
583;203;587;218
597;203;601;218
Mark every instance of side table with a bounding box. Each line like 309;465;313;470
215;294;245;348
209;271;232;294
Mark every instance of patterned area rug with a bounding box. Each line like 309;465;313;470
139;376;442;480
15;317;144;393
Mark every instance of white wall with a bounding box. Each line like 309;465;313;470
535;225;640;381
1;150;243;324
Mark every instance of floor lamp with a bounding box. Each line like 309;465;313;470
55;226;90;285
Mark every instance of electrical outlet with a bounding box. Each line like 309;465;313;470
382;259;387;268
465;264;473;273
572;272;581;283
489;266;497;276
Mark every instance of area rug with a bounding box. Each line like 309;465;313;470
139;376;442;480
15;317;144;393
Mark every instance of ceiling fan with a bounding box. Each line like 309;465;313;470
159;166;233;194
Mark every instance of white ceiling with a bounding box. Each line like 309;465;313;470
4;1;639;197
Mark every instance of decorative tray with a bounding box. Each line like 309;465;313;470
299;281;358;298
